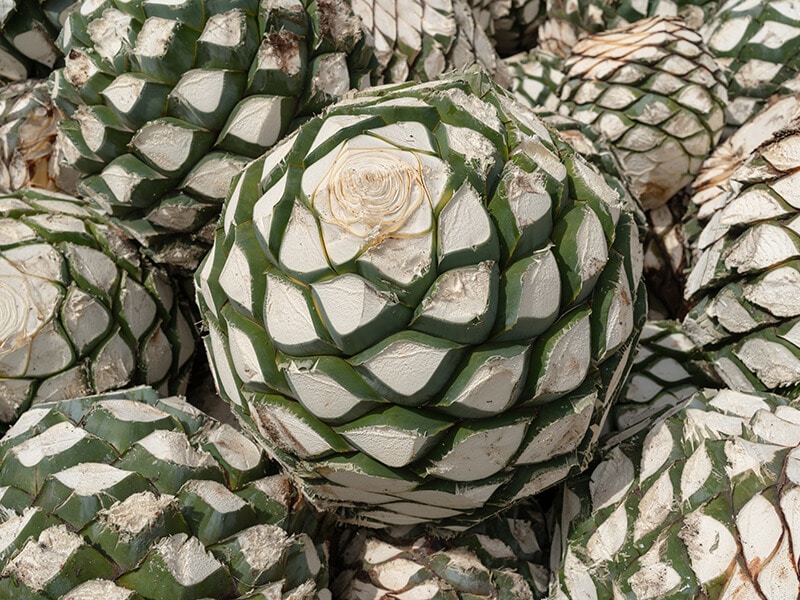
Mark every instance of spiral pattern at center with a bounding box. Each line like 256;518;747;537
315;148;429;244
0;276;35;356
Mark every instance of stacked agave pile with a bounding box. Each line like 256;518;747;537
502;15;728;319
2;0;800;598
49;0;507;271
469;0;546;56
612;319;718;430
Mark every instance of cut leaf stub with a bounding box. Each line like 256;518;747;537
197;70;646;528
0;189;197;428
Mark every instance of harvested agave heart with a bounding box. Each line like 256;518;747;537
538;0;718;58
0;386;331;599
196;69;646;529
551;387;800;600
0;188;197;426
351;0;509;85
556;16;728;210
503;18;723;320
683;118;800;394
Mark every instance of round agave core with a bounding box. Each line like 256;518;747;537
557;16;728;210
0;189;197;426
197;71;646;529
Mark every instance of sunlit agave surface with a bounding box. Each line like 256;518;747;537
197;71;647;529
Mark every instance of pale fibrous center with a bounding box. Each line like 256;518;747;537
0;275;49;358
314;147;431;247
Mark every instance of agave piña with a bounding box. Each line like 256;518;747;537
196;69;646;529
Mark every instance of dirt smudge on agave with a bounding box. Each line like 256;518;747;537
316;0;362;49
249;402;323;460
64;49;96;88
263;30;303;77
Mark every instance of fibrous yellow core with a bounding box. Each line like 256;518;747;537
314;146;431;246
